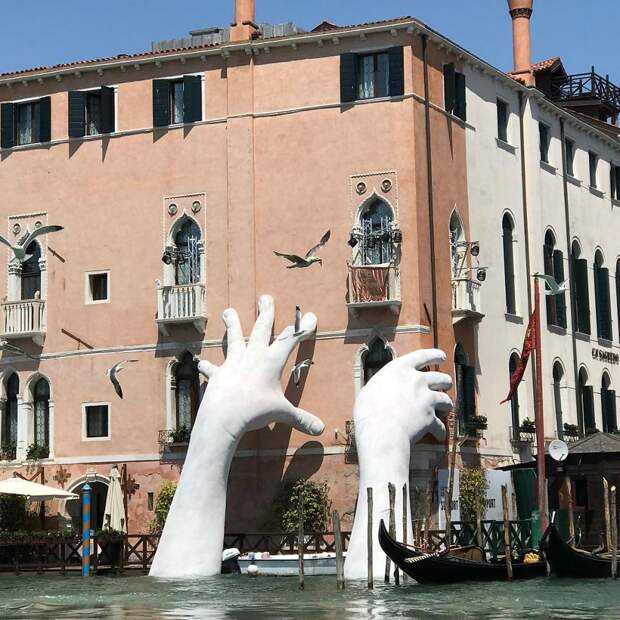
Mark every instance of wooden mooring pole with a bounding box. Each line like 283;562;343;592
604;477;612;552
402;483;408;582
298;495;305;590
389;483;399;585
333;510;345;590
476;510;483;549
367;487;373;590
611;486;617;580
565;476;575;545
502;485;513;581
385;483;396;584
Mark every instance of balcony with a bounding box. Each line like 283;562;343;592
1;300;46;345
346;264;401;316
451;278;483;323
156;283;206;335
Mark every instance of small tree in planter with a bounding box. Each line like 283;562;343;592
274;479;331;536
459;467;489;522
150;481;177;533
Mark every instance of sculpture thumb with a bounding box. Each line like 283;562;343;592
276;400;325;436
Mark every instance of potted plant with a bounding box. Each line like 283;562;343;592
563;423;579;438
465;415;488;437
170;426;191;445
519;418;536;433
96;528;125;567
25;443;49;461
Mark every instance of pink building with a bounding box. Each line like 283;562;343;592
0;2;476;533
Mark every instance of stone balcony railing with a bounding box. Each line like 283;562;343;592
451;277;483;323
1;300;46;345
346;263;401;316
156;283;206;334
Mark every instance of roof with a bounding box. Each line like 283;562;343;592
567;432;620;455
532;56;562;73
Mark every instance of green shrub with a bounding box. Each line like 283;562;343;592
459;467;489;521
273;479;331;533
0;495;39;532
150;481;177;532
26;443;49;460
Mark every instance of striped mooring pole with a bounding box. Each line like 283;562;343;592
81;483;92;577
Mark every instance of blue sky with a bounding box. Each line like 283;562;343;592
1;1;619;82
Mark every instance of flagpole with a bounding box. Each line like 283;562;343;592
534;276;548;533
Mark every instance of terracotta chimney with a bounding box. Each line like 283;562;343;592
507;0;534;85
230;0;258;42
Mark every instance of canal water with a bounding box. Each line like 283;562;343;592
0;574;618;619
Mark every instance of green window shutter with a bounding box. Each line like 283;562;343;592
38;96;51;143
597;266;612;340
604;389;617;432
443;63;455;113
340;53;358;103
153;79;171;127
544;243;556;326
68;91;85;138
463;365;476;422
455;72;467;121
1;103;15;148
100;86;115;134
582;385;595;431
388;46;404;97
183;75;202;123
553;249;567;328
575;258;590;334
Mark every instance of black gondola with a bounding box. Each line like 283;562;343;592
541;524;617;579
378;520;547;584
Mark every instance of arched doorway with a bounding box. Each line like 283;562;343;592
67;479;109;532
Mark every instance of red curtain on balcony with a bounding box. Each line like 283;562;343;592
350;265;390;302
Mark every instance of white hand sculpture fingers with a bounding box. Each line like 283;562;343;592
223;308;245;358
274;398;325;436
270;312;318;368
424;371;453;391
248;294;275;350
395;348;447;371
197;360;219;379
431;391;454;413
428;415;447;441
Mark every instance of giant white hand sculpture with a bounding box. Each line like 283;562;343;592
344;349;453;579
150;295;324;578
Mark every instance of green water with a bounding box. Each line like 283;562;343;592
0;574;618;619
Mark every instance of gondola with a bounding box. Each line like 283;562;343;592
541;524;617;579
378;520;547;584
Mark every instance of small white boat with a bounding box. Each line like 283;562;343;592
238;551;344;576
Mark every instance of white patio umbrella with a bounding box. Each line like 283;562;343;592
103;466;126;533
0;477;78;500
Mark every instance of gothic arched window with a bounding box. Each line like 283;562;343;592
571;241;590;335
362;338;393;385
502;214;516;315
174;220;201;286
174;353;200;430
553;362;565;439
543;231;566;328
360;200;394;265
2;374;19;458
33;378;50;450
578;367;595;433
601;372;617;433
21;242;41;301
509;353;520;439
594;250;612;340
455;343;475;433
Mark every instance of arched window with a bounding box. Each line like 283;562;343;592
553;362;564;439
360;200;394;265
449;211;465;278
502;214;516;315
578;368;595;433
363;338;393;385
543;231;566;328
21;242;41;301
174;220;201;286
33;378;50;450
594;251;612;340
454;344;475;433
174;353;200;430
509;353;520;440
601;373;617;433
571;241;590;335
1;374;19;458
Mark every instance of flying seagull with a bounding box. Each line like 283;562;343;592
106;360;139;399
291;359;313;386
0;340;37;360
274;230;331;268
0;225;64;262
534;273;567;296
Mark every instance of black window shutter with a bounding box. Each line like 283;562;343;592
68;91;85;138
544;243;555;326
1;103;15;148
616;265;620;344
553;249;567;328
582;385;596;430
388;46;404;97
604;389;618;432
153;79;171;127
503;226;516;315
340;53;358;104
455;72;467;121
443;63;455;113
100;86;115;134
575;258;590;334
38;96;51;143
463;365;476;422
596;266;612;340
183;75;202;123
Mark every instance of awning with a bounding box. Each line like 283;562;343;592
0;477;79;501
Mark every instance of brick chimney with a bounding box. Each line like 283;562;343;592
230;0;258;42
507;0;534;86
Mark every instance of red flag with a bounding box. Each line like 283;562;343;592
500;307;538;404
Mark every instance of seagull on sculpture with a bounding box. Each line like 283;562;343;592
274;230;331;268
534;273;567;296
291;359;313;386
106;360;139;399
0;225;64;262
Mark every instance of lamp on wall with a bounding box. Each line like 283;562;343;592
470;242;480;257
392;229;403;244
476;268;487;282
348;234;359;248
161;250;173;265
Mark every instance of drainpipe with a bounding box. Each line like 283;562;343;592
421;34;439;349
560;117;582;433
